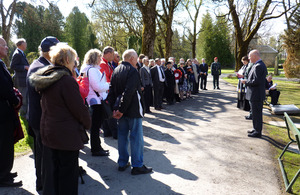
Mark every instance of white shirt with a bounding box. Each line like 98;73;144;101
155;64;165;82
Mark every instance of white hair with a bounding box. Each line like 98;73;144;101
122;49;137;61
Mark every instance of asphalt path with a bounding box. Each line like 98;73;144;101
0;75;283;195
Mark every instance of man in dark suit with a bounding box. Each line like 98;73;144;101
139;57;153;113
136;54;145;71
242;50;268;138
27;36;59;191
0;37;22;187
10;38;29;117
150;58;165;110
199;58;208;90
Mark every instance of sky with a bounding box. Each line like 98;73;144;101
4;0;286;41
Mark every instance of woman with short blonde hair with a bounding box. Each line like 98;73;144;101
30;43;91;195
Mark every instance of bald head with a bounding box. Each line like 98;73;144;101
249;49;261;63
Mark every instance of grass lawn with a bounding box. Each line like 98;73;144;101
223;75;300;194
14;116;34;155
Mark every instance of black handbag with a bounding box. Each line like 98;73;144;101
101;99;113;119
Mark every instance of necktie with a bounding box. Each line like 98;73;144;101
160;66;165;79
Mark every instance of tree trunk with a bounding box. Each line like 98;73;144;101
1;0;17;67
235;43;249;71
164;24;173;59
136;0;158;58
192;20;197;58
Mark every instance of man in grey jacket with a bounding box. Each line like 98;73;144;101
139;56;153;113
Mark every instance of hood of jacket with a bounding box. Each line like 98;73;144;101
29;65;72;91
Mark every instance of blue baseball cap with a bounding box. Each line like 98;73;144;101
40;36;60;52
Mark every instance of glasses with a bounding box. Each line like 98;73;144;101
117;56;120;58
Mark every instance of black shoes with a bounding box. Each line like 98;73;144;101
245;115;252;120
0;177;22;187
92;149;109;156
217;87;220;90
248;131;262;138
131;165;153;175
118;162;131;172
154;107;161;110
247;129;255;134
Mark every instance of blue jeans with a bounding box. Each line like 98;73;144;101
118;117;144;167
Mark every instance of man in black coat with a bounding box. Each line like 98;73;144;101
27;36;59;191
108;49;152;175
151;58;165;110
10;38;29;117
242;50;268;138
0;37;22;187
199;58;208;90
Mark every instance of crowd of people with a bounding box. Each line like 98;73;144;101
4;35;276;195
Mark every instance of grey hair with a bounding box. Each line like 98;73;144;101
122;49;137;61
142;56;149;64
15;38;26;46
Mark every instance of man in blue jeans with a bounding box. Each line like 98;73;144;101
108;49;152;175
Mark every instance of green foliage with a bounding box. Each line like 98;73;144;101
64;7;89;62
197;11;214;64
14;2;64;54
14;116;33;154
128;35;142;54
26;52;39;64
171;29;191;60
197;12;234;67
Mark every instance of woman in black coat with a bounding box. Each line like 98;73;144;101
164;62;175;105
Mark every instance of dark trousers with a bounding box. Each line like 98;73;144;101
43;148;79;195
251;101;263;133
269;90;280;105
165;84;174;104
200;75;207;89
103;118;118;139
212;75;219;89
192;80;198;93
143;85;153;112
0;121;14;182
153;82;164;108
32;127;44;189
90;104;104;153
42;146;55;195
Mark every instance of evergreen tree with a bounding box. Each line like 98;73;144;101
213;15;234;67
197;11;214;65
64;7;89;61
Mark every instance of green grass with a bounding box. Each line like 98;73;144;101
223;75;300;193
14;116;34;155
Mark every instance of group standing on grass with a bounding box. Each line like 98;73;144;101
5;35;276;195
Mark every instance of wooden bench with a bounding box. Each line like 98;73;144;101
278;112;300;193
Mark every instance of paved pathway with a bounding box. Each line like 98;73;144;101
0;76;283;195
